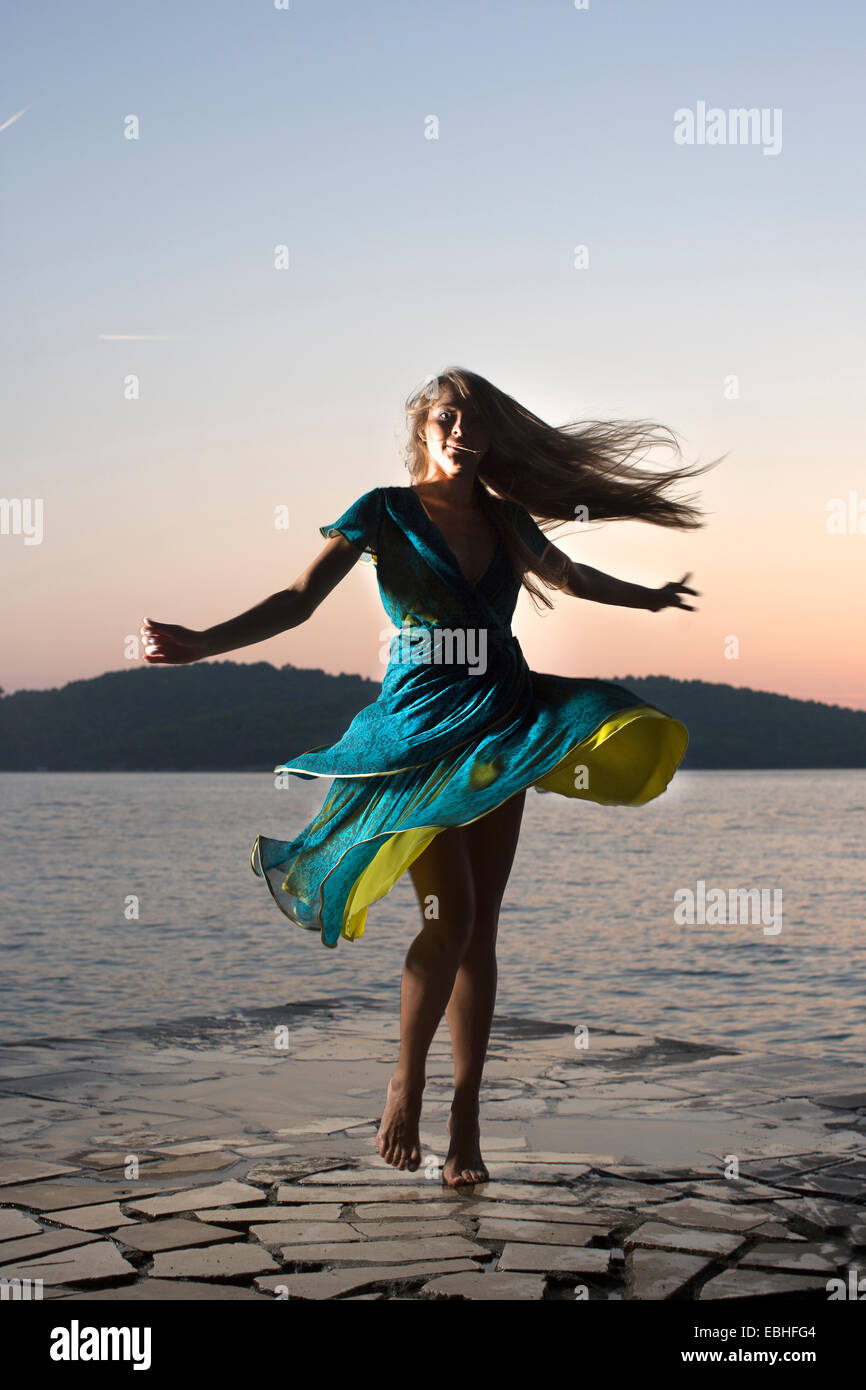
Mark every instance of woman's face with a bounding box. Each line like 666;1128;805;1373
423;391;491;475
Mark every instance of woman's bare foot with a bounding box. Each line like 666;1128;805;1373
443;1100;489;1187
376;1075;423;1171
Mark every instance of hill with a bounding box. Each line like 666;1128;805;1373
0;662;863;770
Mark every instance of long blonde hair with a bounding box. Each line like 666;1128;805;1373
403;366;722;610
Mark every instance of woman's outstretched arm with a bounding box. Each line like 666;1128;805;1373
543;542;700;613
140;535;364;665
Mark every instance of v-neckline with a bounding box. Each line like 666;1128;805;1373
406;485;502;590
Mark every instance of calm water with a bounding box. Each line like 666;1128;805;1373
0;771;863;1060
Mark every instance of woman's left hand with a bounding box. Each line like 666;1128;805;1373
648;572;700;612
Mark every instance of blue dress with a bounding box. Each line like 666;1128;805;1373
250;485;688;947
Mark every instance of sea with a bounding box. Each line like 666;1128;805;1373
0;770;863;1061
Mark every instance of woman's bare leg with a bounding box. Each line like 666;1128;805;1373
376;824;475;1171
443;789;526;1187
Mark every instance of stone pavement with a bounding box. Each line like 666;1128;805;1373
1;1004;865;1300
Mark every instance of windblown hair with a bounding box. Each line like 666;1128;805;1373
403;366;723;610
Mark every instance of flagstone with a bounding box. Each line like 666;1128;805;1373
276;1118;376;1135
125;1181;267;1217
277;1185;468;1205
46;1202;137;1231
139;1152;238;1176
477;1219;609;1247
626;1249;711;1299
699;1269;832;1299
55;1279;270;1300
201;1204;343;1224
0;1181;170;1211
463;1202;627;1228
681;1179;789;1203
0;1228;98;1266
625;1223;745;1257
149;1139;248;1155
443;1182;583;1205
422;1271;546;1300
348;1220;468;1240
497;1243;610;1275
351;1202;471;1221
112;1219;239;1252
255;1259;478;1299
750;1222;807;1240
646;1199;772;1233
296;1168;429;1186
252;1222;366;1245
0;1239;135;1285
738;1242;842;1274
151;1242;280;1279
775;1197;865;1232
278;1235;488;1264
0;1158;79;1186
0;1210;42;1241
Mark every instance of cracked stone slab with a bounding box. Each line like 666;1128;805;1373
477;1219;609;1247
255;1259;478;1299
139;1152;239;1176
0;1181;170;1211
699;1269;832;1299
55;1279;271;1300
350;1202;471;1221
45;1202;138;1232
149;1139;249;1155
808;1092;866;1110
738;1241;843;1274
680;1179;790;1203
252;1222;371;1245
476;1163;591;1183
276;1118;376;1136
750;1222;807;1240
151;1242;281;1279
201;1204;343;1224
646;1199;773;1233
625;1223;746;1257
775;1197;866;1232
113;1219;240;1252
296;1168;432;1186
441;1182;584;1205
422;1271;546;1300
497;1243;610;1275
0;1228;98;1266
577;1182;679;1207
463;1202;628;1229
0;1158;80;1186
0;1239;135;1285
0;1210;42;1241
277;1186;469;1205
278;1235;489;1264
125;1180;267;1217
626;1249;711;1299
348;1219;468;1240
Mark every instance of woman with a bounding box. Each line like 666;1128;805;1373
141;366;715;1189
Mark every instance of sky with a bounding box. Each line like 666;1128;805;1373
2;0;865;707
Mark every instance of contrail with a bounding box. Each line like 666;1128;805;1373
0;107;28;133
97;334;173;341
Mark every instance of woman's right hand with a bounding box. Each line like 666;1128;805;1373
140;617;211;665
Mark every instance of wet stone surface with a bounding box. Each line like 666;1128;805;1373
1;1005;864;1300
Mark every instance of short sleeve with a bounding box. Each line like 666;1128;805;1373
320;487;382;564
507;500;552;561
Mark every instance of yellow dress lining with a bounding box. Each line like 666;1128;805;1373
337;704;687;943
